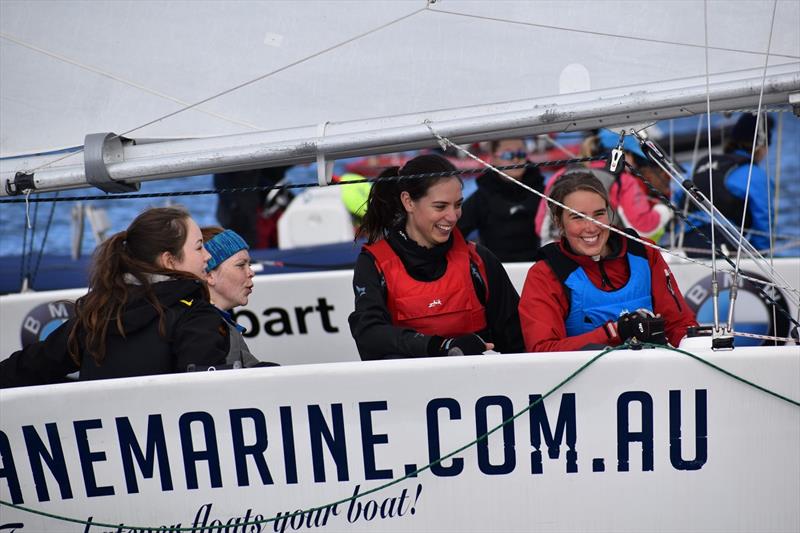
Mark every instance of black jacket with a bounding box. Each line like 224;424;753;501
1;279;229;387
348;229;524;360
458;166;545;262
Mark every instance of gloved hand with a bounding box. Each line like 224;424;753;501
617;309;667;345
439;334;488;356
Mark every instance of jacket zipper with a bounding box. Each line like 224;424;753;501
664;268;682;311
599;261;616;289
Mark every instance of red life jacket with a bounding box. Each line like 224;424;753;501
364;229;488;337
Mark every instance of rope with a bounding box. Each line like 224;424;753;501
730;0;779;328
0;156;605;204
732;331;798;344
1;341;797;529
424;124;800;301
430;6;800;60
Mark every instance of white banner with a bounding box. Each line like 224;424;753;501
1;258;798;365
1;346;798;532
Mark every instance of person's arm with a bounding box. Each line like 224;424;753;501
474;244;524;353
519;262;616;353
348;252;439;360
725;165;772;251
614;173;671;239
457;189;482;239
171;302;230;371
0;320;79;388
647;249;698;346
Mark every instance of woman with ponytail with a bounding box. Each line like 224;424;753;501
348;154;524;360
2;207;229;387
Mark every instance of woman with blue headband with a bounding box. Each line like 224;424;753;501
202;227;273;368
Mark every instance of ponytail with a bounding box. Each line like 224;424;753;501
68;206;205;365
355;154;458;244
356;167;401;243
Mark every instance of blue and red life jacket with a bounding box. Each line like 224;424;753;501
537;229;653;336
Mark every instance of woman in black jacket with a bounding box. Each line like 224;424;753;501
348;154;524;360
1;207;229;387
458;138;545;261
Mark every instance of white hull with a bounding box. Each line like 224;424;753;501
1;345;798;531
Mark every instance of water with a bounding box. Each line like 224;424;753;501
1;114;798;258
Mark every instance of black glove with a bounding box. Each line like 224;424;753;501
438;334;487;356
617;309;667;345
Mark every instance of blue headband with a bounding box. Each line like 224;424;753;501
205;229;249;272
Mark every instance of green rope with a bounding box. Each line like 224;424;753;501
640;341;800;407
1;342;797;530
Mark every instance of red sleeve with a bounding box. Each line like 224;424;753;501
519;262;619;353
646;247;698;346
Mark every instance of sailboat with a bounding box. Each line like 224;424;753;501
1;1;798;531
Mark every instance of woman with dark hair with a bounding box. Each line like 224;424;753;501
1;207;229;387
520;170;696;353
348;154;524;360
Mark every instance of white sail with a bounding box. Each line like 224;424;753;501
1;0;798;193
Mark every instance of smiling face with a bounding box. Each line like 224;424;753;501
206;249;255;310
162;217;211;277
559;189;611;257
401;177;463;248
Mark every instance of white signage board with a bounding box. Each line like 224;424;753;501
1;258;798;365
1;346;798;532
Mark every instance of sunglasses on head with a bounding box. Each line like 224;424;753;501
496;150;527;161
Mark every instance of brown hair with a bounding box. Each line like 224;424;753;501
68;206;207;365
548;170;611;231
356;154;459;244
201;225;225;242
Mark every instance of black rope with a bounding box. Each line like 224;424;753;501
0;156;605;204
30;192;61;288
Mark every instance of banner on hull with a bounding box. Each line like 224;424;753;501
1;347;798;531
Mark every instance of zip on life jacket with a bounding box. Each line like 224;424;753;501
364;229;488;337
536;228;654;336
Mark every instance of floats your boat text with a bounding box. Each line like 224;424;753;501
0;389;707;508
74;483;422;533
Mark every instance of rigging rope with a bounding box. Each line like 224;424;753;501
0;341;797;529
424;124;800;303
729;0;779;332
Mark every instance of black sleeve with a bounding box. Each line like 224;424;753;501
0;320;79;388
475;244;525;354
458;190;482;238
348;252;440;361
171;301;230;371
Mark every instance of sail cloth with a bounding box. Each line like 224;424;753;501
1;1;798;186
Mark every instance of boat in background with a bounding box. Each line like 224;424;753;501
1;1;798;531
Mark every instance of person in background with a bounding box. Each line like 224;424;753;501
338;172;372;231
1;207;229;387
214;166;293;249
683;112;775;254
202;226;274;368
348;154;524;360
536;130;672;245
520;170;696;353
458;138;545;261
